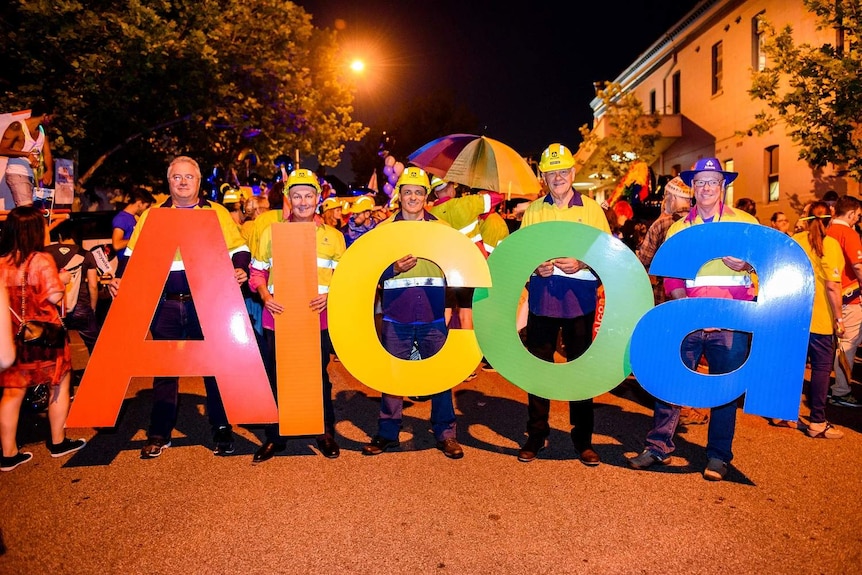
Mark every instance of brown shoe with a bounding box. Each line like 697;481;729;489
517;435;547;462
679;406;709;425
362;435;400;456
577;446;601;466
436;438;464;459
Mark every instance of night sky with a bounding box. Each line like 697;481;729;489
295;0;703;182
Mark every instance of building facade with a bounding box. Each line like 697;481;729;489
576;0;858;224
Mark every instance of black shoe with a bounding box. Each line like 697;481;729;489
517;435;547;462
316;435;340;459
362;435;400;456
252;441;286;464
47;438;87;458
1;451;33;472
436;438;464;459
212;426;235;456
141;437;171;459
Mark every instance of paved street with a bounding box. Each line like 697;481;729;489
1;336;860;574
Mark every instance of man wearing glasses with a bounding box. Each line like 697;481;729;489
516;143;611;466
769;212;791;235
628;157;758;481
118;156;251;459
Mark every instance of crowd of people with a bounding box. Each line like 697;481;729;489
0;140;858;482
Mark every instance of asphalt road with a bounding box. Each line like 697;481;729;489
1;337;860;575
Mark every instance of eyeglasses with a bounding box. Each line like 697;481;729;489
170;174;197;183
692;179;723;188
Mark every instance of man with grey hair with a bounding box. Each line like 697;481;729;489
114;156;252;459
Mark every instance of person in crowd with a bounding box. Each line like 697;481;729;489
428;179;502;380
628;158;758;481
245;182;285;258
44;221;100;355
320;197;345;231
0;206;86;472
342;195;377;249
0;286;15;371
638;177;691;273
826;195;862;408
0;102;53;207
238;192;271;339
823;190;839;215
112;188;155;263
250;168;344;462
240;193;270;246
636;176;710;426
476;202;511;372
787;201;844;438
477;202;510;256
114;156;250;459
734;197;757;221
221;186;246;232
516;143;610;466
361;167;464;459
768;211;791;235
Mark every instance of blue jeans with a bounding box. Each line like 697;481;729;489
645;330;749;463
377;320;456;441
807;332;834;424
148;298;229;439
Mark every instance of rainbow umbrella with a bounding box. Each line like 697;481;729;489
408;134;541;198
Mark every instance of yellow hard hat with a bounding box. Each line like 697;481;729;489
349;196;375;214
285;168;321;193
321;197;341;212
396;166;430;191
538;143;575;172
429;175;448;192
220;183;241;204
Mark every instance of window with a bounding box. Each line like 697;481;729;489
711;41;723;95
649;89;656;114
766;146;779;201
724;159;735;206
752;13;767;71
672;71;681;114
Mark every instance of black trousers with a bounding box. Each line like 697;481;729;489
262;327;335;441
524;311;595;448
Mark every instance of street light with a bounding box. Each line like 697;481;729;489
350;59;366;74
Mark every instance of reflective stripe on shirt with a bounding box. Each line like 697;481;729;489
685;274;753;288
383;277;446;289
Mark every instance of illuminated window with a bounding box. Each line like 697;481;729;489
753;13;767;71
766;146;779;201
724;159;735;205
711;41;723;95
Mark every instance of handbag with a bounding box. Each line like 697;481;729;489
9;254;68;351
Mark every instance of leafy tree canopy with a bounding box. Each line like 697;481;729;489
748;0;862;181
0;0;367;192
575;82;661;181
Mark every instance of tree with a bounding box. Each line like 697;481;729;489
0;0;367;191
748;0;862;181
575;82;662;181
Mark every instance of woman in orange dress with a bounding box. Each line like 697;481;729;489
0;206;85;471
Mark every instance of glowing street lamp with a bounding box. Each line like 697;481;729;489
350;59;366;74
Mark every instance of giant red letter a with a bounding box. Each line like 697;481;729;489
66;210;276;427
